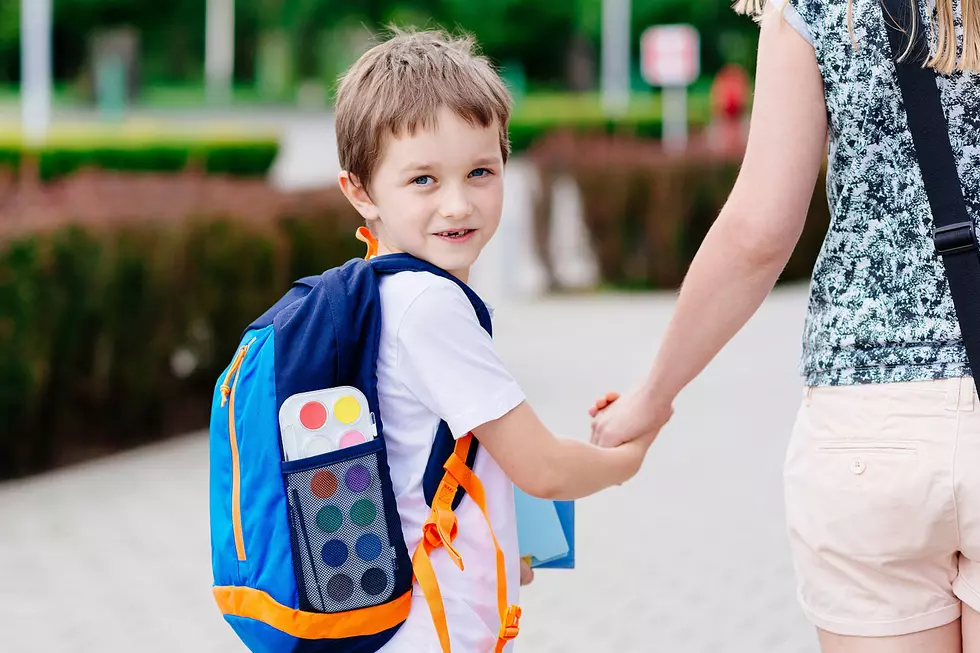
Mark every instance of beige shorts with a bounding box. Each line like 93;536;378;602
785;376;980;637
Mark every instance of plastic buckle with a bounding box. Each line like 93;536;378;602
934;222;980;255
499;605;522;641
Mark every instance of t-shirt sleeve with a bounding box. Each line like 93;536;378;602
771;0;819;46
395;279;526;438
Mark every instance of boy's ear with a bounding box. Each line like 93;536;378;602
338;171;380;222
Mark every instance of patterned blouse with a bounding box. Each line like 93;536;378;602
782;0;980;385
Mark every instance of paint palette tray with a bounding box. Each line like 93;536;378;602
279;387;377;462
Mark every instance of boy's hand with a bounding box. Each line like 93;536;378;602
520;558;535;586
590;384;673;449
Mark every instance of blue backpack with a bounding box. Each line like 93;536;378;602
209;252;522;653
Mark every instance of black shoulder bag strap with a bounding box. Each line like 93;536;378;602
883;0;980;386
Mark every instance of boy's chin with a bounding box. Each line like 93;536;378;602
425;252;479;278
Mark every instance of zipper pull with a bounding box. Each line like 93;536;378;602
219;344;250;407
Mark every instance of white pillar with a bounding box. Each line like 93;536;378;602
601;0;631;118
662;86;688;151
206;0;235;105
21;0;52;145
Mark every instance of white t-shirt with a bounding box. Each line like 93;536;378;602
376;271;525;653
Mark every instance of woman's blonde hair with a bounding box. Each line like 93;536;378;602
734;0;980;74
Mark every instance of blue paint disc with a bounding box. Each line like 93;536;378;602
355;533;383;562
321;539;349;568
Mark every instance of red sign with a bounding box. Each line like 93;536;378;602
641;25;700;87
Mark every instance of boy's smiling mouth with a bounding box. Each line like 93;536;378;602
433;229;476;242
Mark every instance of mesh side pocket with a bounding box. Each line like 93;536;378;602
285;445;399;613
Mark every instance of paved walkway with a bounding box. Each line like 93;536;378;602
0;285;819;652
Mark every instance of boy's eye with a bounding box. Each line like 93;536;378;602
411;175;433;186
468;168;492;178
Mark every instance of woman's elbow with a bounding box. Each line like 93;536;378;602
720;205;806;269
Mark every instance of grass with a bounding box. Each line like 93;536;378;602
0;84;717;152
512;88;711;125
0;122;280;148
0;81;293;112
0;80;713;112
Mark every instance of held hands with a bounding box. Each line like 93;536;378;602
588;385;673;450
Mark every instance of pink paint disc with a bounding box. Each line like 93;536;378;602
339;430;366;449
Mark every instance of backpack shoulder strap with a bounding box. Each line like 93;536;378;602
268;260;386;421
243;275;319;337
369;254;493;334
882;0;980;385
370;254;491;510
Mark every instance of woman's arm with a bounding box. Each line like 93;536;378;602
591;4;829;447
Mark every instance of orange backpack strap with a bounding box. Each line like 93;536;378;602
356;226;379;260
412;434;521;653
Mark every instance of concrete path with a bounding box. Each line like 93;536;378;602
0;284;819;653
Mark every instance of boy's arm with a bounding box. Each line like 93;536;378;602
472;401;648;501
393;278;648;500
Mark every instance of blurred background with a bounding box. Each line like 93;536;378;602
0;1;829;651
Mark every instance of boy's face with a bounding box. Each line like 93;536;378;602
340;106;504;282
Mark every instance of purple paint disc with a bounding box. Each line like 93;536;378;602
345;465;371;493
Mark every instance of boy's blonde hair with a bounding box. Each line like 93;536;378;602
335;28;513;193
735;0;980;74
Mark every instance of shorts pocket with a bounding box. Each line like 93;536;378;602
815;440;918;454
785;425;939;560
812;440;918;486
282;440;400;613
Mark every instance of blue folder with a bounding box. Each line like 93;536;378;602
514;488;575;569
536;499;574;569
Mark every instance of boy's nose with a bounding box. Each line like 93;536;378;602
439;186;474;220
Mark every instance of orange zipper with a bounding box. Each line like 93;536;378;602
220;337;256;562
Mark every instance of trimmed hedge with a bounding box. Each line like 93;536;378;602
527;131;830;290
0;181;363;480
510;116;667;155
0;136;279;181
509;91;714;154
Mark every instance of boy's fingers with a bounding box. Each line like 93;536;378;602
520;558;535;585
605;391;621;403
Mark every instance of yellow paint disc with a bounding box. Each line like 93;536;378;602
334;396;361;425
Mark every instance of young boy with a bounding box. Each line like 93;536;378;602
335;28;653;652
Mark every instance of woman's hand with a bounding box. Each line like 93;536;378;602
589;385;673;449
